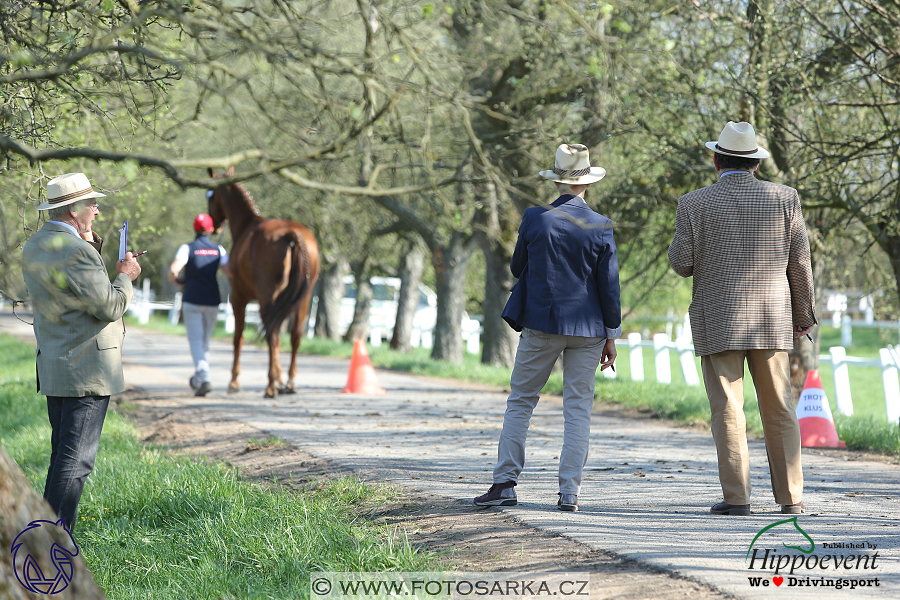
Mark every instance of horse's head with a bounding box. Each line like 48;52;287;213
206;166;235;233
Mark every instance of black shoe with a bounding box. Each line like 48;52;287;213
557;493;578;512
474;482;517;506
711;501;751;516
195;381;212;397
189;376;199;391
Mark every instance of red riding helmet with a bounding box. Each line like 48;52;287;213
193;214;214;233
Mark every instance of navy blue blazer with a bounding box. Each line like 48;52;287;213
501;194;622;339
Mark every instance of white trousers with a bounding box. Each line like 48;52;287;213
493;328;606;495
182;302;219;386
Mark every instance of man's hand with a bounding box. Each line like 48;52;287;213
116;252;142;282
794;325;814;339
600;338;617;371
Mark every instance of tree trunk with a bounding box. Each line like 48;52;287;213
314;258;347;341
430;238;475;363
390;243;425;353
344;275;373;342
0;444;107;599
479;243;518;367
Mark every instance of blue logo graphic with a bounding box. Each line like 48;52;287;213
10;519;79;595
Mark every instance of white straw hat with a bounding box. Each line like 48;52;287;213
37;173;106;211
705;121;770;159
539;143;607;184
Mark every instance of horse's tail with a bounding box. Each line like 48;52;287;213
261;229;311;340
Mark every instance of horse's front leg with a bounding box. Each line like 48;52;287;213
229;301;246;393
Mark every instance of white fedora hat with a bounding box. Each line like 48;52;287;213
37;173;106;211
539;143;607;185
705;121;770;159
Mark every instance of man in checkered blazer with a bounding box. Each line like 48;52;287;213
669;122;817;516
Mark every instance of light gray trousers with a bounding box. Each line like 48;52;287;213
182;302;219;386
493;328;606;495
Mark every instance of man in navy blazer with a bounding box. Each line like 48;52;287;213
475;143;621;512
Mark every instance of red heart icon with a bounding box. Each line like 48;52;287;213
773;577;783;586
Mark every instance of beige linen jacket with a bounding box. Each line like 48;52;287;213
22;222;134;396
668;172;816;356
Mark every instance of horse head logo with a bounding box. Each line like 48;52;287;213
746;516;815;560
10;519;80;595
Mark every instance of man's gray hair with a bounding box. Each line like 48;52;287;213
47;199;87;221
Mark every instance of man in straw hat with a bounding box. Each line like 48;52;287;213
669;122;816;516
22;172;142;532
474;143;621;512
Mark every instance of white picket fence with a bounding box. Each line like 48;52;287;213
607;332;900;424
129;285;483;354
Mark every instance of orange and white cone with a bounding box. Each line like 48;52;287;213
795;369;845;448
341;339;386;395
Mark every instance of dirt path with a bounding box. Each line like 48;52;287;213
120;391;725;600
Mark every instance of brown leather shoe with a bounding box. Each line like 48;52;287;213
710;501;750;516
781;501;805;514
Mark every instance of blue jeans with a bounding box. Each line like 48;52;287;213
44;395;110;532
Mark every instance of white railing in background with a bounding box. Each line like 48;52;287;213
607;331;900;424
130;285;483;355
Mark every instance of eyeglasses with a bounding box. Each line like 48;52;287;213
86;203;100;212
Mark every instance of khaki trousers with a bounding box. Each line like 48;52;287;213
700;350;803;506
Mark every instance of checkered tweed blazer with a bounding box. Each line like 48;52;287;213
668;172;816;356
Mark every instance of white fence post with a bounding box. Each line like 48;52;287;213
628;332;644;382
139;279;151;324
677;337;700;386
369;327;382;346
829;346;854;416
653;333;671;384
466;331;480;355
841;315;852;348
169;292;182;326
880;348;900;424
224;302;235;334
410;328;421;348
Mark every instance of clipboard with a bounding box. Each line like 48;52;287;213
118;220;129;261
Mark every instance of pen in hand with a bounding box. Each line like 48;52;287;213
134;250;149;257
806;333;813;343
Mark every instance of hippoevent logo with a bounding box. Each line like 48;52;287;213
10;519;79;595
745;517;881;590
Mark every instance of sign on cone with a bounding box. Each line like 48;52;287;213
342;340;386;395
795;369;845;448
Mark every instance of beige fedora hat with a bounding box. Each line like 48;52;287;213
37;173;106;211
539;143;607;185
705;121;770;159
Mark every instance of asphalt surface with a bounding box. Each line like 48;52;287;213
2;312;898;599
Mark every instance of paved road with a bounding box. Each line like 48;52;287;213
2;313;898;599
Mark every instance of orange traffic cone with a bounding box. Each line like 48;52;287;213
795;369;845;448
341;340;386;395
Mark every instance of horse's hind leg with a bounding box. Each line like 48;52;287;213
229;300;247;393
265;329;283;398
284;308;305;394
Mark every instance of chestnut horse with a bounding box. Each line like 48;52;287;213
207;167;320;398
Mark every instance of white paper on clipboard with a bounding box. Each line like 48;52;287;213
118;220;129;261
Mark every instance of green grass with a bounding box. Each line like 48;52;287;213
0;333;434;599
125;315;900;455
